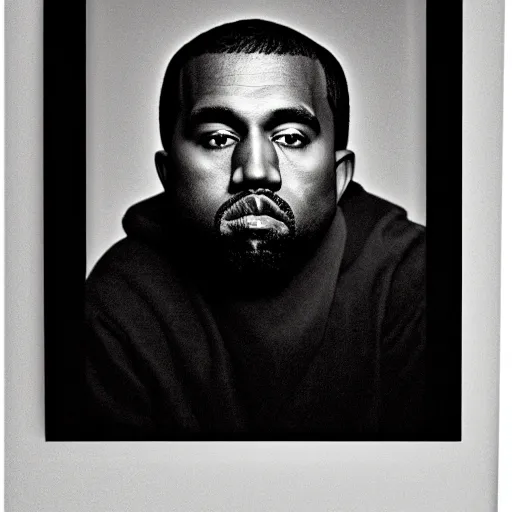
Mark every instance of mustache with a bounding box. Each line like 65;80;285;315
214;189;296;231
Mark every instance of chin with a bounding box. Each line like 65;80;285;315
229;247;287;274
218;238;297;293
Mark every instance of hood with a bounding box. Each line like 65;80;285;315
122;192;171;249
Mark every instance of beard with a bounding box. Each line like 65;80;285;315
213;190;298;286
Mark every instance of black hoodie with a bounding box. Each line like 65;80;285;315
83;182;426;440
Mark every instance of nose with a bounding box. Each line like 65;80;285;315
229;131;281;192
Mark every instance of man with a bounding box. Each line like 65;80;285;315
83;19;426;439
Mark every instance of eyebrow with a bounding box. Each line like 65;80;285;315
265;107;321;134
186;105;321;135
187;106;245;134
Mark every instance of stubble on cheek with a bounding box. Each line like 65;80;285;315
286;173;338;242
168;147;232;232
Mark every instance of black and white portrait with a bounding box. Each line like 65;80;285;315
49;0;458;441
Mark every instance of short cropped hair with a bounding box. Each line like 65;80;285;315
159;19;350;151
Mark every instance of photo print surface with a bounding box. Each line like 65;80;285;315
45;0;462;441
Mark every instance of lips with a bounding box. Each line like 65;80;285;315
218;193;294;236
224;194;289;223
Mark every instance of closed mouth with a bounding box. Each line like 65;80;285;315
214;190;296;238
223;214;289;235
223;194;291;224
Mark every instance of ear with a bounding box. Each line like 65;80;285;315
334;149;355;202
155;150;171;191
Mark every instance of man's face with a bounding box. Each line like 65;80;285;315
161;53;339;277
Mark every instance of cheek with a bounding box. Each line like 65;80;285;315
172;142;229;190
279;149;337;220
169;141;232;223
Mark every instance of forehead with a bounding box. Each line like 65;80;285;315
179;53;329;114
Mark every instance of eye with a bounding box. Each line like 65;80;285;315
273;128;309;148
200;130;239;149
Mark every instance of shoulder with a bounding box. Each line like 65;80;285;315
87;237;162;291
337;182;425;331
340;181;425;274
85;236;179;321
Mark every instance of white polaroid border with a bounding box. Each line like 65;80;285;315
4;1;506;511
498;1;511;508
